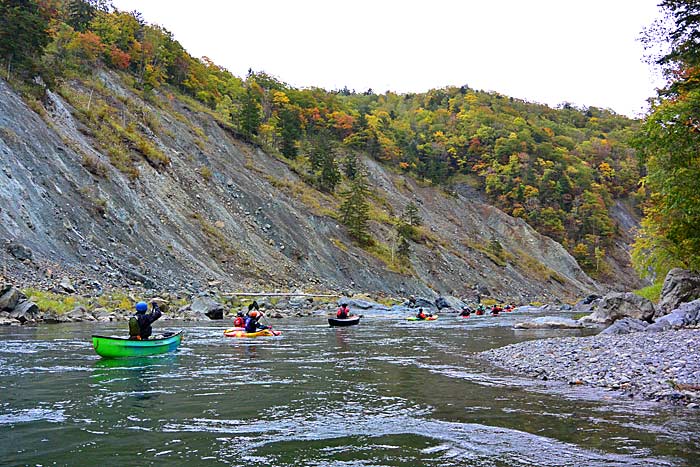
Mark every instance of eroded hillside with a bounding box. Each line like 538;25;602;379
0;72;636;302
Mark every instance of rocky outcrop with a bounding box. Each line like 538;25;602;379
600;317;649;335
0;284;21;311
190;296;225;320
435;295;465;311
6;241;32;261
337;297;386;310
582;292;656;324
0;285;39;324
513;316;584;329
8;299;39;323
647;299;700;332
658;268;700;316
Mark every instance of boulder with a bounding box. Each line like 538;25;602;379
190;296;224;320
6;241;32;261
582;292;656;324
39;310;63;323
289;294;314;309
514;316;583;329
66;306;94;322
0;315;18;325
435;295;465;310
572;294;601;313
0;286;22;311
9;300;39;323
583;294;602;305
122;268;157;289
658;268;700;316
338;298;390;312
93;308;116;322
600;317;649;335
58;277;77;294
404;296;434;309
434;296;449;310
647;298;700;332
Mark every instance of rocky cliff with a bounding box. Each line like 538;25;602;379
0;71;635;303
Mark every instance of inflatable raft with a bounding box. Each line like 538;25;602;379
224;329;281;338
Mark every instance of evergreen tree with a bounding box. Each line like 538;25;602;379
401;201;422;227
309;130;333;173
397;232;411;261
339;169;372;245
237;85;261;141
319;150;340;193
68;0;108;32
344;151;358;180
0;0;51;78
278;106;301;159
396;220;413;262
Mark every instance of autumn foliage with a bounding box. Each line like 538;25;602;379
2;0;645;276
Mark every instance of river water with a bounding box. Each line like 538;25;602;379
0;312;698;466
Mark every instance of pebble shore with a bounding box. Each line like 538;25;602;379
480;328;700;406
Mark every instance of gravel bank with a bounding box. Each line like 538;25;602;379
480;329;700;406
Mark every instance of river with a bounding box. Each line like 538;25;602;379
1;311;698;466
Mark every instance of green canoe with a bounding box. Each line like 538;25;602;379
92;331;183;359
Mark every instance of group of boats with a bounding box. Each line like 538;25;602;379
92;305;513;359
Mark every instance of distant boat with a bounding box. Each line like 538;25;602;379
406;315;438;321
92;331;183;358
328;316;360;327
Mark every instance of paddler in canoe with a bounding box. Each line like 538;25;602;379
232;311;245;328
475;304;485;315
128;300;163;340
245;310;270;333
336;303;352;319
416;308;433;320
459;306;471;318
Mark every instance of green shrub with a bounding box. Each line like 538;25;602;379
634;282;663;302
22;289;80;314
200;166;213;180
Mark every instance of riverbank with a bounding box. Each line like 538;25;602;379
480;328;700;406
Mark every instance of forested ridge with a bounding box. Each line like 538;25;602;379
1;0;648;280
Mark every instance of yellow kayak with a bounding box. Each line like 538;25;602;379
224;329;281;338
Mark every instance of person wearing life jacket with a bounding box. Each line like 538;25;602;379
459;306;471;317
416;308;431;320
233;311;245;328
336;304;351;319
491;304;502;315
128;301;162;340
244;310;268;333
476;304;485;315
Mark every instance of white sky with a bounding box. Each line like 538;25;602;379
111;0;664;118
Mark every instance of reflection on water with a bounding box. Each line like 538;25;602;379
0;314;698;466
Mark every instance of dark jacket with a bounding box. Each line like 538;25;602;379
129;303;162;339
244;316;267;333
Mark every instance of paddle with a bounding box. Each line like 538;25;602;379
258;311;278;335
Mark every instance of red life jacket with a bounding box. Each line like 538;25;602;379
337;307;349;318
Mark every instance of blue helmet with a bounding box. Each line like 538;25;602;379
135;301;148;313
